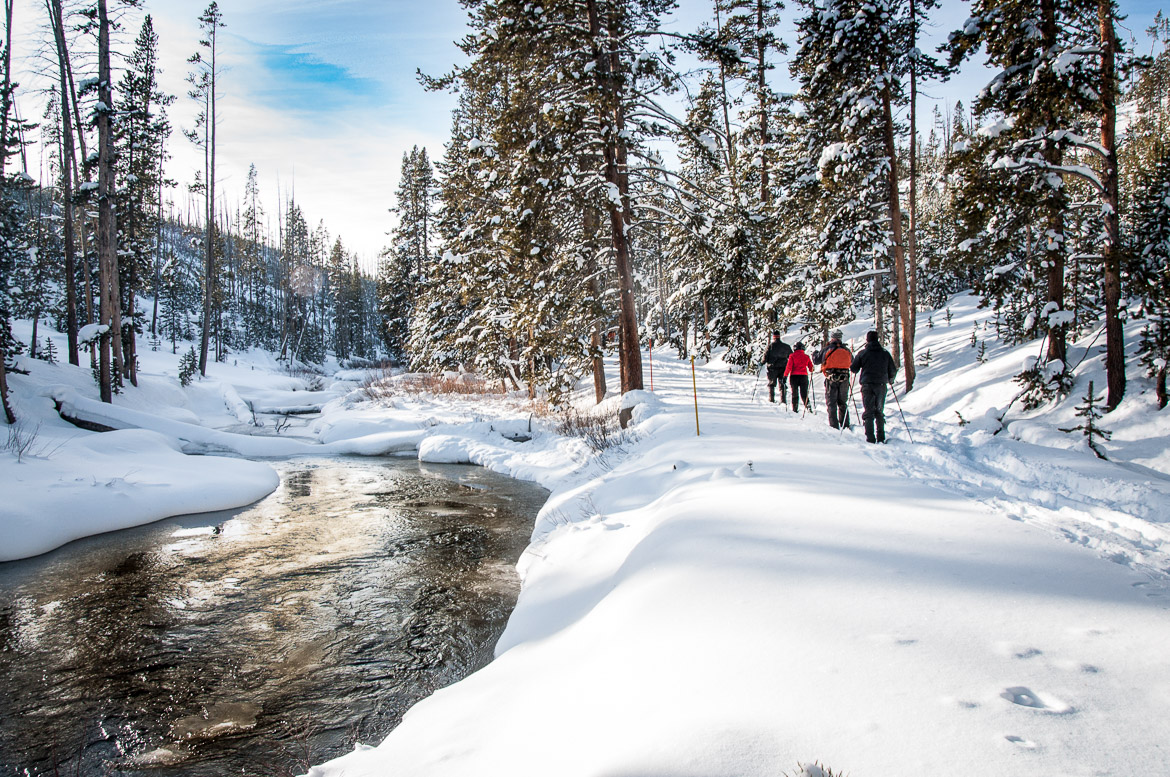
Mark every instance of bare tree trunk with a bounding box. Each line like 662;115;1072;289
0;0;15;423
1041;0;1068;367
1099;0;1125;409
908;0;919;340
96;0;123;403
199;64;216;376
585;207;607;403
48;0;79;365
586;0;643;408
756;0;769;209
882;86;915;391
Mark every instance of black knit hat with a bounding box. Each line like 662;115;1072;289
866;330;879;344
771;330;780;337
795;342;805;350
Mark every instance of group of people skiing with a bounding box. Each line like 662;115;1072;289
763;328;898;444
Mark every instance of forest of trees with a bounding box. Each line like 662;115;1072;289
3;0;1170;427
0;1;382;423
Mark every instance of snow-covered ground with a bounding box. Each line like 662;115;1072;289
4;295;1170;775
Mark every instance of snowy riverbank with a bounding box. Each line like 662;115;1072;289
307;300;1170;777
4;295;1170;774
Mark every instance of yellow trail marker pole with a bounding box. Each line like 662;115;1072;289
690;355;701;436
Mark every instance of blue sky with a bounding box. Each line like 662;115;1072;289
13;0;1169;264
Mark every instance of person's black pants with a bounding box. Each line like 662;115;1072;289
825;379;850;429
789;375;809;412
767;367;787;403
861;382;888;442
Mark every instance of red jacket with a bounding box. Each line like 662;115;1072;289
784;349;814;377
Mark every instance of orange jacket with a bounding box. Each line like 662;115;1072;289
820;344;853;372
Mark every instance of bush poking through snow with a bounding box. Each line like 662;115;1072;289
360;371;502;403
554;405;629;453
5;422;45;462
785;762;847;777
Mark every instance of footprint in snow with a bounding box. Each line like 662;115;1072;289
1004;734;1039;749
1000;686;1075;715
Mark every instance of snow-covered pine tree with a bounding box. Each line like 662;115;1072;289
407;102;479;374
788;0;914;359
380;146;436;362
948;0;1130;402
116;15;174;387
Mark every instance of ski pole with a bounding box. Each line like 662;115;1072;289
849;376;861;431
889;384;914;444
751;364;763;402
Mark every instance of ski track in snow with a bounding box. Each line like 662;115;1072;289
870;417;1170;590
724;361;1170;593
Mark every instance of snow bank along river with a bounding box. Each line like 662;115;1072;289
0;456;548;776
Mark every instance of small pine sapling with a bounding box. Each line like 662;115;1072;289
40;337;57;364
179;347;199;386
1060;380;1112;459
945;307;953;325
976;341;987;364
918;348;932;367
970;321;979;348
927;314;934;329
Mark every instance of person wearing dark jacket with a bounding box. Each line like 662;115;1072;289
814;329;852;429
850;330;898;443
763;332;793;405
784;342;814;413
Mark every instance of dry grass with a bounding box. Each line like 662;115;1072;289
359;370;507;404
553;405;629;453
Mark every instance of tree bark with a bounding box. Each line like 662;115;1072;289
96;0;123;403
48;0;79;365
199;26;217;377
0;0;16;422
882;86;915;391
1041;0;1067;367
586;0;642;406
1099;0;1125;409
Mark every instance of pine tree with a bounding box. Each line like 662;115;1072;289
1060;380;1112;458
186;1;224;377
948;0;1133;402
117;15;174;387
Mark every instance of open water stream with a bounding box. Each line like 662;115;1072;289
0;456;548;776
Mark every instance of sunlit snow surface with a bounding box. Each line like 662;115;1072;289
4;299;1170;775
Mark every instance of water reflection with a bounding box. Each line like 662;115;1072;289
0;457;547;776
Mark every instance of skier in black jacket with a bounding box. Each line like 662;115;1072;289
850;330;898;443
763;332;793;405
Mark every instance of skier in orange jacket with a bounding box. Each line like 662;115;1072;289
814;329;853;429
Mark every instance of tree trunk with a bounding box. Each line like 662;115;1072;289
1041;0;1067;367
908;0;919;341
585;207;607;404
199;48;216;376
96;0;123;403
756;0;769;208
586;0;642;404
1099;0;1125;410
49;0;79;365
882;86;915;391
0;0;15;423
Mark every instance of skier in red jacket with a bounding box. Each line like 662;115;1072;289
783;342;814;413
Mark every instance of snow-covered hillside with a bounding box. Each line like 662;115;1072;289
3;294;1169;776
